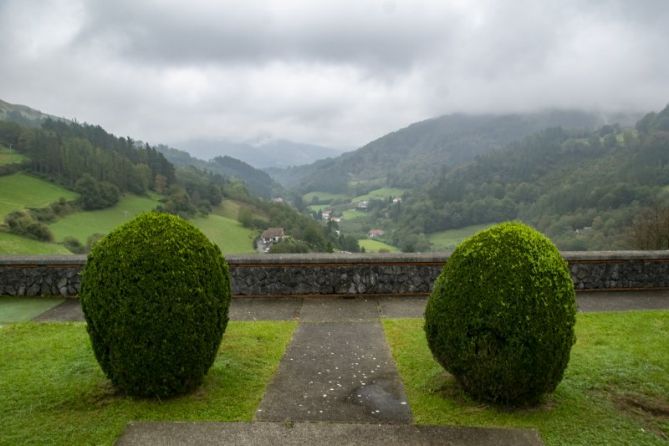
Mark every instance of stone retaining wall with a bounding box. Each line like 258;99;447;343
1;251;668;297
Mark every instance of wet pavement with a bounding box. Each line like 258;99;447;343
29;290;669;323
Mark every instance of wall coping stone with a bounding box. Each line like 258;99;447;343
1;250;669;266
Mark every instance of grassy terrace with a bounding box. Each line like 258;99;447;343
0;173;78;219
428;223;493;251
384;311;669;446
0;321;296;445
49;194;161;244
358;238;399;252
0;145;27;165
190;214;256;254
0;231;70;254
352;187;405;203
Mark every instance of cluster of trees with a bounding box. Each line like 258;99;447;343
240;199;360;253
3;198;76;241
0;115;364;254
387;106;669;250
0;119;175;203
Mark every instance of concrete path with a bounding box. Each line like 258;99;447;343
256;298;411;423
31;290;669;323
117;421;543;446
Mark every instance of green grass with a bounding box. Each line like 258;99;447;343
0;173;78;219
214;200;267;222
0;231;71;254
214;200;241;219
0;146;27;166
428;223;493;250
302;191;348;204
384;311;669;445
0;320;296;445
358;239;399;253
352;187;405;203
342;209;366;220
307;204;331;213
49;194;160;244
190;214;256;255
0;297;64;323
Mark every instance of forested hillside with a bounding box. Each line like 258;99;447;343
0;108;359;254
387;106;669;250
268;110;630;194
157;145;282;199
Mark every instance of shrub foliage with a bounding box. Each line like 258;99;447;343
80;211;231;398
424;221;576;405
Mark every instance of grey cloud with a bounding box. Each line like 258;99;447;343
0;0;667;151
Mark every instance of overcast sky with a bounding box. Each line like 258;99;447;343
1;0;667;151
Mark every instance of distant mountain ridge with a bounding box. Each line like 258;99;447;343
267;110;642;193
156;145;282;199
0;99;66;127
0;98;282;200
175;137;344;169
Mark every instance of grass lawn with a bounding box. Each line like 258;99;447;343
307;204;331;213
213;200;267;223
359;239;399;253
190;214;256;255
428;223;493;251
352;187;405;203
49;194;160;244
0;297;64;324
302;191;348;204
215;199;242;219
0;173;78;219
384;311;669;446
0;320;296;445
342;209;366;220
0;146;27;165
0;231;71;254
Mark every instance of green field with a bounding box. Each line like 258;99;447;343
307;204;331;213
0;321;296;445
384;311;669;446
215;200;242;219
49;194;160;244
0;173;78;219
302;191;348;204
352;187;405;203
428;223;493;250
190;214;256;255
0;232;70;254
359;239;399;253
0;146;27;166
342;209;366;220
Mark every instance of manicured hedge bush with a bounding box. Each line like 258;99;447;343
80;211;231;398
424;221;576;405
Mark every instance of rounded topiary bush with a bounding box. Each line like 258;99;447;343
424;221;576;405
80;211;231;398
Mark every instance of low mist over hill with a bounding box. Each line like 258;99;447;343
175;138;344;169
268;110;639;193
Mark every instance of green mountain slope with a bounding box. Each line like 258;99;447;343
269;110;631;194
391;105;669;250
157;145;282;199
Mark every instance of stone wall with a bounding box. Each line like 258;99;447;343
1;251;668;297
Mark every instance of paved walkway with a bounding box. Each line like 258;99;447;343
117;421;543;446
31;289;669;323
32;291;669;445
256;298;411;424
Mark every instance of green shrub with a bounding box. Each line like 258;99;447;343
63;236;85;254
80;211;231;398
4;210;53;241
424;221;576;405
